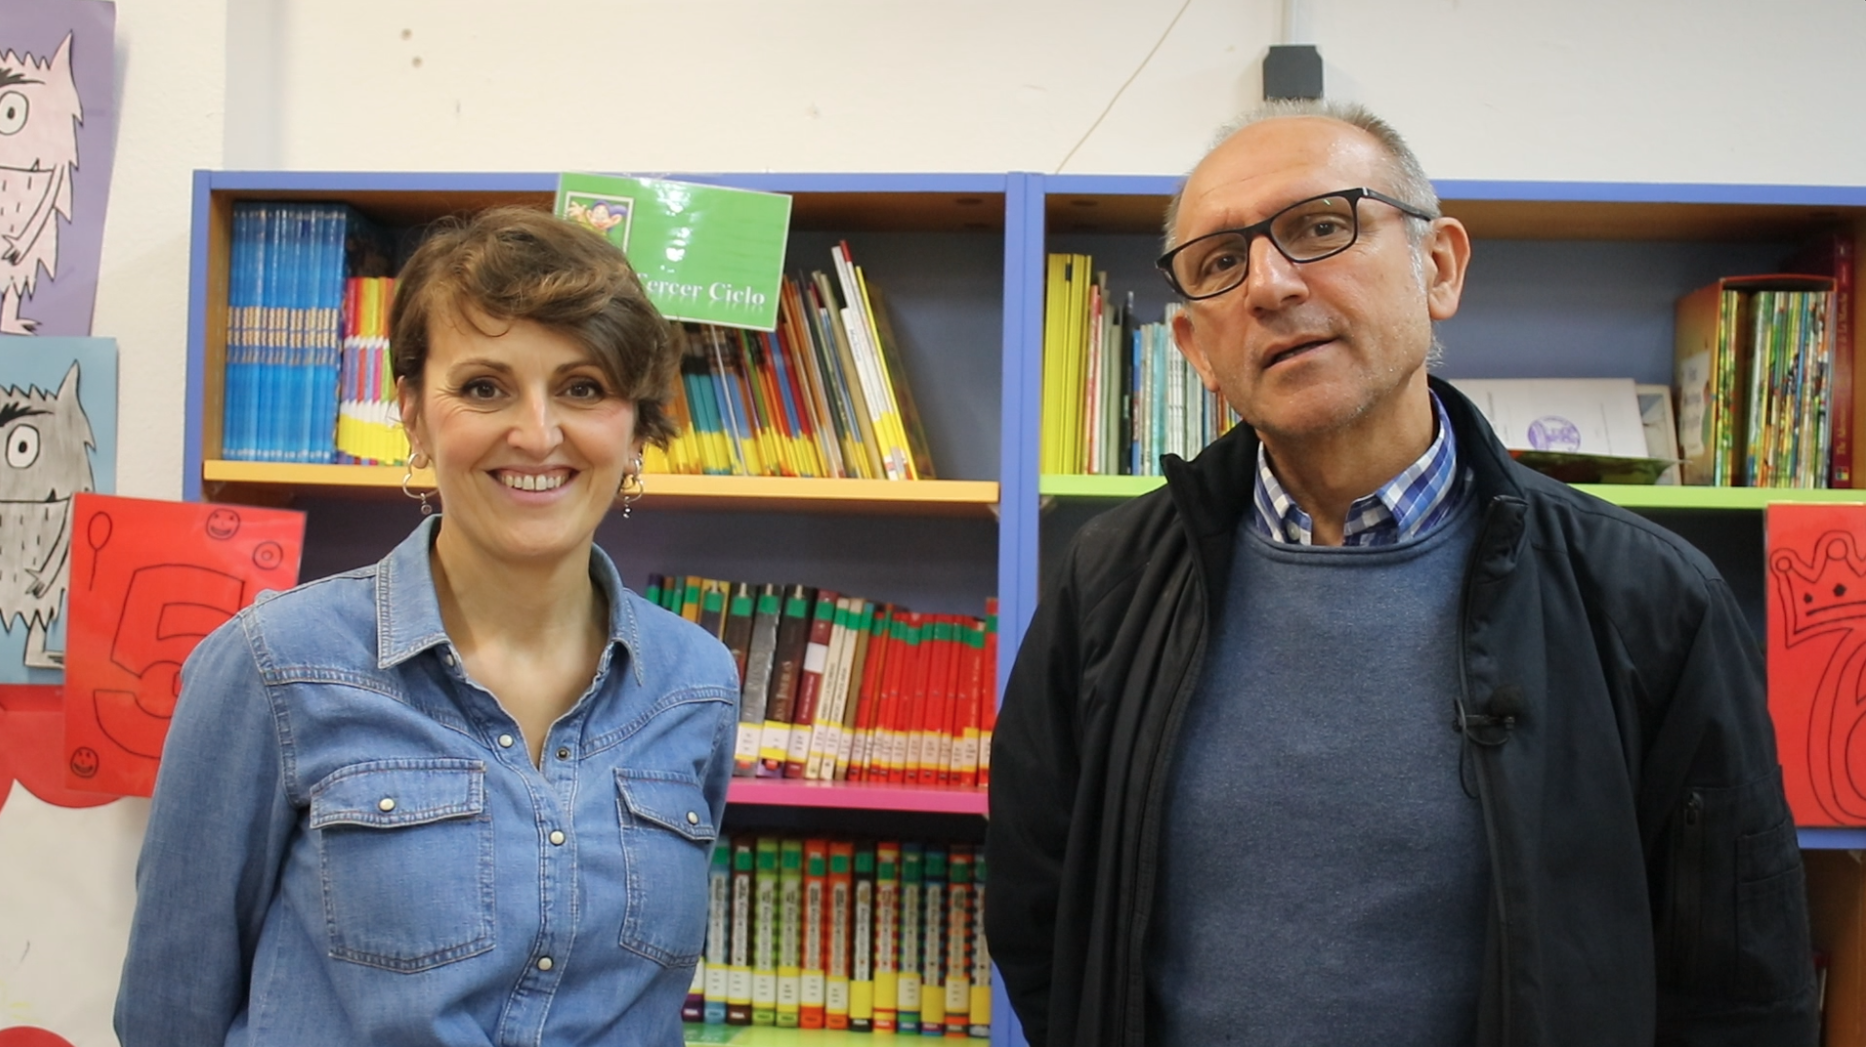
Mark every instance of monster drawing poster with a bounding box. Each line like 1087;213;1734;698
0;1;115;336
62;494;303;796
0;336;114;686
1767;502;1866;826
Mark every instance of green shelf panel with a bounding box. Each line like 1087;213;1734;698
1038;474;1165;498
685;1026;984;1044
1040;473;1866;511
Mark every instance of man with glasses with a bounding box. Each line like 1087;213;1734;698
986;101;1816;1047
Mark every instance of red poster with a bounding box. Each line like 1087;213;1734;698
1766;502;1866;826
62;494;303;797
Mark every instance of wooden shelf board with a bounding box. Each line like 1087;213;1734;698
685;1026;975;1044
202;462;998;516
728;778;988;815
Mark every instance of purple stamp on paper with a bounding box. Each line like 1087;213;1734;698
1526;416;1583;452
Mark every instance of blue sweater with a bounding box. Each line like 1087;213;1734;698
1148;496;1487;1046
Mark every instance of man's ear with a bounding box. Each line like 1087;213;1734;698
1423;217;1472;322
1171;307;1224;395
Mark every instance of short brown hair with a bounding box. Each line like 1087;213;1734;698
390;206;680;447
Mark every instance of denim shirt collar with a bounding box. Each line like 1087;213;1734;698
375;515;644;686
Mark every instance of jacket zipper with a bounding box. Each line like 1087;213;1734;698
1671;791;1704;984
1461;497;1515;1047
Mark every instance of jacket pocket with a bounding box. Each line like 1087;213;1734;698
310;759;494;972
615;769;717;966
1734;817;1814;1001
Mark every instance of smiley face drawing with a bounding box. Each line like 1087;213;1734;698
67;744;97;778
205;507;241;540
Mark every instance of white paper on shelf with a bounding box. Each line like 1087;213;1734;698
1447;377;1649;457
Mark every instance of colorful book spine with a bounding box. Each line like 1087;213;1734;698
728;840;755;1025
826;840;854;1029
704;840;730;1024
801;838;829;1028
777;839;804;1027
850;841;877;1032
970;853;992;1038
752;837;780;1025
761;585;815;776
736;584;782;776
874;840;902;1033
944;846;974;1036
897;842;924;1030
785;589;839;778
921;846;947;1034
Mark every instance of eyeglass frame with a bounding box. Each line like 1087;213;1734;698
1155;187;1439;301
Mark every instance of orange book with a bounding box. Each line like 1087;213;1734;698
893;615;929;786
871;613;911;783
953;617;985;787
847;605;892;782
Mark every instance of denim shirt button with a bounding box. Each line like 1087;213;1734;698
537;956;554;972
556;747;572;761
441;649;456;667
686;811;699;825
550;830;566;846
377;797;396;812
497;734;514;749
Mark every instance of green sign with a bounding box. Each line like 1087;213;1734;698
555;173;791;331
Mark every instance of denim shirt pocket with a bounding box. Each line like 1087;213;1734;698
615;769;718;967
309;759;495;973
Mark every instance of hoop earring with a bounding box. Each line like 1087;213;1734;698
619;455;646;519
402;451;433;516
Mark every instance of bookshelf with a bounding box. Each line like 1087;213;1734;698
186;170;1016;1046
187;169;1866;1046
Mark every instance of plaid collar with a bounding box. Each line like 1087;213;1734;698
1250;390;1465;547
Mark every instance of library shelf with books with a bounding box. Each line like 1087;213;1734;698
186;170;1014;1046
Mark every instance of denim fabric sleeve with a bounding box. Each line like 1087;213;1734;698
116;612;297;1047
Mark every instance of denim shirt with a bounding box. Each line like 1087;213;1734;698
116;516;740;1047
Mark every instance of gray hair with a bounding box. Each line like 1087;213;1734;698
1162;100;1439;252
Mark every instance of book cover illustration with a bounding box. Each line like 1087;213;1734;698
0;0;117;337
555;173;790;331
1767;502;1866;825
62;493;304;797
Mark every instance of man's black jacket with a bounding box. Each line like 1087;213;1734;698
985;377;1817;1046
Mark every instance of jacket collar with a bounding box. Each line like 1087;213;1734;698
1165;373;1526;542
374;515;644;684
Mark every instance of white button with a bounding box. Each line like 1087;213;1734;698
441;650;455;666
378;798;396;812
550;830;566;846
686;811;699;825
497;734;515;749
537;956;554;972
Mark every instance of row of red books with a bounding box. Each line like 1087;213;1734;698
645;576;996;788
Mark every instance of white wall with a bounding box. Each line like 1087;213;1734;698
5;1;1865;1043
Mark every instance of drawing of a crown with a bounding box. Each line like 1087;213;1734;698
1771;530;1866;642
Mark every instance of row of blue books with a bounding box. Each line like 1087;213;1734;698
221;202;391;463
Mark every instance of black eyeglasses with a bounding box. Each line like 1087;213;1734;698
1156;187;1437;300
